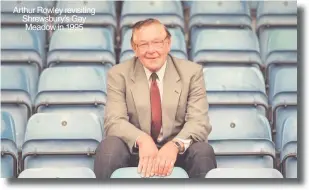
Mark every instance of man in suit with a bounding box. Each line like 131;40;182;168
94;18;217;178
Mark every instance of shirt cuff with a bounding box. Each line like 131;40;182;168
174;138;192;154
134;136;141;148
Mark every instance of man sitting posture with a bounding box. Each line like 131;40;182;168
94;18;217;178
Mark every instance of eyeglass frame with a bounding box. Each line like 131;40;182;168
133;35;170;51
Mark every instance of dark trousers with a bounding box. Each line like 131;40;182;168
94;136;217;179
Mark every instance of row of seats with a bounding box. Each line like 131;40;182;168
0;26;297;80
1;65;297;151
1;1;297;35
1;108;297;178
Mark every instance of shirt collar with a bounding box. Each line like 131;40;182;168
143;60;167;82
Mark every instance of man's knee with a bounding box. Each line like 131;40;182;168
94;136;131;179
188;142;216;165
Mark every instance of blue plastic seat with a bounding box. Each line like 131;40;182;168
259;28;297;83
189;1;252;35
1;27;46;95
204;66;267;115
1;1;48;25
18;167;96;178
191;28;262;68
256;1;297;35
120;1;184;36
21;113;102;171
280;115;297;178
208;108;275;168
1;112;18;178
269;67;297;151
54;1;116;27
110;167;188;178
34;67;107;129
120;27;187;62
205;168;283;178
47;28;115;69
1;67;33;151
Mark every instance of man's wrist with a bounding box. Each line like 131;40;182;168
171;140;184;153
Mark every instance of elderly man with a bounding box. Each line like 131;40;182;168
94;18;217;178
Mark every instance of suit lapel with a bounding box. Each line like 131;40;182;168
162;56;182;139
130;58;151;135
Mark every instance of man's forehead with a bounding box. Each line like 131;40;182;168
133;24;166;42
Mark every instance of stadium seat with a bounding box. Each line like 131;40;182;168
205;168;283;178
110;167;188;178
120;1;185;37
54;1;117;42
189;1;252;37
21;113;102;171
120;27;187;62
259;28;297;84
248;1;259;11
1;67;33;151
1;1;49;25
280;115;297;178
190;28;262;68
1;27;46;95
256;1;297;35
1;112;18;178
18;167;96;178
269;67;297;151
208;108;275;168
47;28;115;70
34;67;107;129
203;66;268;115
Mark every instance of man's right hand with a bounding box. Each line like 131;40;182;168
137;134;158;178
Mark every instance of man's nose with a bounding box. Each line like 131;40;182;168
147;44;156;53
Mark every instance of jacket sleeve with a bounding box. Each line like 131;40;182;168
174;66;212;142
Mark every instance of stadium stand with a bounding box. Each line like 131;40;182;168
0;0;298;179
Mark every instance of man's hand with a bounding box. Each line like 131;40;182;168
137;134;158;178
153;141;181;177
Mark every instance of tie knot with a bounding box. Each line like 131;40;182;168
150;73;158;82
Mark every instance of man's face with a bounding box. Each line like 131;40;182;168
131;23;171;72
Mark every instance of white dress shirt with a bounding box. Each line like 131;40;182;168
134;60;192;154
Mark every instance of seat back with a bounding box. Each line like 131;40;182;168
47;28;115;67
280;115;297;178
1;67;33;150
205;168;283;178
18;167;96;178
111;167;188;178
208;108;275;168
256;1;297;34
204;66;267;115
35;67;107;126
120;1;184;34
1;111;18;178
189;1;251;30
54;1;116;28
1;1;49;25
191;28;262;67
259;28;297;73
22;113;102;170
1;27;46;89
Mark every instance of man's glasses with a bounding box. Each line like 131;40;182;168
135;36;169;51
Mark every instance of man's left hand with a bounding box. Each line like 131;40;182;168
152;141;179;177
